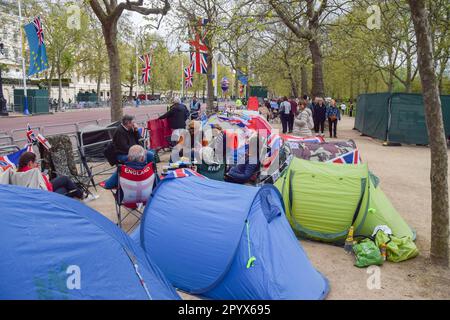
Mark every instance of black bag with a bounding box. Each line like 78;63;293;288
104;142;118;166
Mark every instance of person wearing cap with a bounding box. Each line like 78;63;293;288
159;97;189;130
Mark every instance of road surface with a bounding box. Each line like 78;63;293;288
0;105;168;135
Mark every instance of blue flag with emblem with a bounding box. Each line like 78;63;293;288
24;16;49;76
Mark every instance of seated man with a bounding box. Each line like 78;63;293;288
104;145;158;189
113;114;155;164
224;163;259;184
17;152;83;199
224;136;259;184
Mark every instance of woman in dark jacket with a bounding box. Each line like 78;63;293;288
312;98;327;135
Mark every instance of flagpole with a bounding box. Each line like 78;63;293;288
18;0;29;115
135;42;139;102
181;57;184;99
214;53;218;101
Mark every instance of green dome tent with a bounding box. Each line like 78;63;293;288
275;158;415;243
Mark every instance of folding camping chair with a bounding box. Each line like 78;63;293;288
39;134;96;199
196;162;226;181
108;162;157;233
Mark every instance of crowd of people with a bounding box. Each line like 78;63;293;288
259;96;354;138
6;94;353;204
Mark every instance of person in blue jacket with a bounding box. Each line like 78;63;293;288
326;99;341;138
190;96;201;120
224;137;259;184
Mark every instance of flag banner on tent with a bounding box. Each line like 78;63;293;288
328;149;361;164
281;134;325;144
140;52;152;84
217;115;250;128
184;63;194;88
24;16;49;76
162;168;205;180
0;147;28;171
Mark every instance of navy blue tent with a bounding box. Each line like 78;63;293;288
0;185;180;300
138;177;329;300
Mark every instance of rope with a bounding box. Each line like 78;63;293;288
245;220;256;269
123;247;153;300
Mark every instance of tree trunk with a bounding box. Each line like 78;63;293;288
234;53;239;99
47;66;54;100
58;75;62;111
350;74;354;101
96;73;102;102
309;39;325;98
301;65;308;97
288;69;298;97
129;84;134;98
57;55;62;112
103;21;122;122
408;0;449;267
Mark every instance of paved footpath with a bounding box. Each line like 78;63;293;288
0;104;168;134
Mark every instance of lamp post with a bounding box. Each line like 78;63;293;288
0;42;8;116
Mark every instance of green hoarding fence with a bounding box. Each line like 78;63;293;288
77;92;98;102
249;86;268;99
355;93;450;145
14;89;49;114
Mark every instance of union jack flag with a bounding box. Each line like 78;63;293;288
33;16;44;46
188;17;209;74
26;124;37;145
162;168;205;180
190;50;208;75
0;147;29;171
217;115;250;128
184;63;194;88
140;53;152;84
328;149;361;165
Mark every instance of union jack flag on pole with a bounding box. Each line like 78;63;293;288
190;47;208;75
26;124;37;145
24;16;49;76
188;17;209;75
184;63;194;89
139;53;152;84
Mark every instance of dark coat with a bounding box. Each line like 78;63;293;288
312;103;327;122
112;125;140;155
228;163;258;183
159;103;189;130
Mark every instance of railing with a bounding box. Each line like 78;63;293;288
6;114;156;147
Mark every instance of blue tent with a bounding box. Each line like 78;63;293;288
0;185;180;300
138;177;329;300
